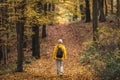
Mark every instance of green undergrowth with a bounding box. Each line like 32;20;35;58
80;26;120;80
0;63;17;75
0;57;36;75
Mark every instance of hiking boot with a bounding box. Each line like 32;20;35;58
60;74;63;77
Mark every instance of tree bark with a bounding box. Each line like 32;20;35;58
117;0;120;28
16;0;26;72
0;0;3;63
52;3;55;11
16;21;24;72
111;0;113;14
80;4;85;20
98;0;106;22
42;3;47;37
93;0;98;43
32;25;40;59
73;5;78;21
116;0;120;51
0;40;3;64
104;0;108;16
48;3;51;11
42;24;47;38
44;3;47;16
85;0;91;22
0;0;8;65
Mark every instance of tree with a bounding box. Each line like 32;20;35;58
98;0;106;22
117;0;120;50
32;24;40;59
0;0;8;64
111;0;113;14
16;0;26;72
0;40;3;63
73;5;78;21
0;0;3;64
80;4;85;20
104;0;108;16
117;0;120;28
85;0;91;22
42;3;47;38
42;24;47;38
93;0;98;43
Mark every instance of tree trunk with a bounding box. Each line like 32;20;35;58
93;0;98;43
16;21;24;72
48;3;51;11
3;43;7;64
104;0;108;16
42;3;47;37
116;0;120;51
73;5;78;21
32;25;40;59
85;0;91;22
0;2;3;63
44;3;47;16
0;40;3;64
0;0;8;65
16;0;26;72
52;3;55;11
98;0;106;22
42;24;47;38
80;4;85;20
117;0;120;28
111;0;113;14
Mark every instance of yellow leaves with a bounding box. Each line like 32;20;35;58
24;28;34;37
25;6;37;18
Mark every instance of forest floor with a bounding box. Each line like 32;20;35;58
0;21;94;80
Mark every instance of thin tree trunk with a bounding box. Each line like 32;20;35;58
98;0;106;22
48;3;51;11
51;3;55;25
42;3;47;38
0;40;3;64
117;0;120;28
32;25;40;59
3;44;7;64
1;1;8;65
44;3;47;16
73;5;78;21
85;0;91;22
104;0;108;16
116;0;120;51
93;0;98;43
111;0;113;14
0;0;3;64
52;3;55;11
42;24;47;38
80;4;85;20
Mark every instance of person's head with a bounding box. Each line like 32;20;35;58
58;39;63;44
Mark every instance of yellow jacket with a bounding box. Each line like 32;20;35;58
53;44;66;60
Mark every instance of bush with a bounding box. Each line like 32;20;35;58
80;26;120;80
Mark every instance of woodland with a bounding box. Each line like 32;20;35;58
0;0;120;80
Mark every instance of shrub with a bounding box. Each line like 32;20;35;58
80;26;120;80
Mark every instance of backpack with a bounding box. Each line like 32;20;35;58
56;46;63;58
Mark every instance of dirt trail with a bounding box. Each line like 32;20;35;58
0;22;93;80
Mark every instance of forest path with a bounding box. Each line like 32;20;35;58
0;22;93;80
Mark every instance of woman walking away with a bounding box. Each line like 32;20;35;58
53;39;67;76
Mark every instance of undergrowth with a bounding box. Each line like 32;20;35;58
80;25;120;80
0;63;16;75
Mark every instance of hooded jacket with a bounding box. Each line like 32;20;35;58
53;44;66;60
